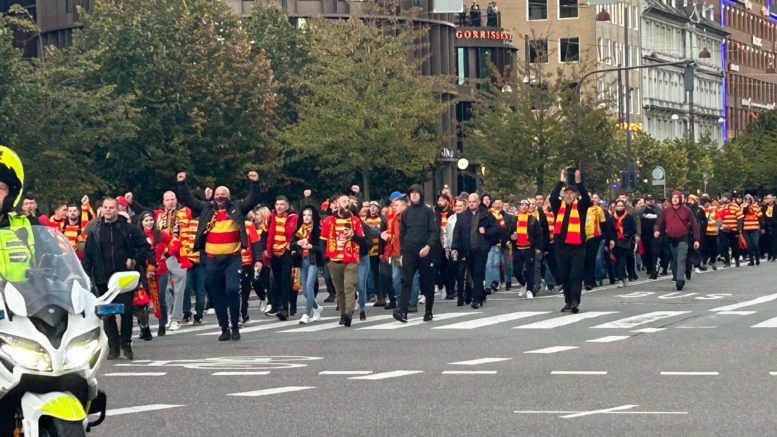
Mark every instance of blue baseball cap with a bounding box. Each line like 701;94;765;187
389;191;405;201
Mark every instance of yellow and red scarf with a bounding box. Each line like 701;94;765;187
515;213;530;249
295;223;312;257
554;200;582;244
615;211;628;239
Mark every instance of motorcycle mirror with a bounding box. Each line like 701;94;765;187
0;309;5;321
108;271;140;294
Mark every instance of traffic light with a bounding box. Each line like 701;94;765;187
630;167;640;189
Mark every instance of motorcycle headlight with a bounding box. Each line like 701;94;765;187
0;334;52;372
63;329;101;370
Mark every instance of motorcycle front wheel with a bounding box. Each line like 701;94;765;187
38;416;86;437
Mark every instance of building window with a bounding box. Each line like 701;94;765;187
559;0;578;18
66;0;72;13
530;39;549;63
529;0;548;20
560;37;579;63
458;48;466;85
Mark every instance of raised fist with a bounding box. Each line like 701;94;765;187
177;172;187;182
81;195;89;206
124;192;133;204
248;171;259;181
204;187;213;200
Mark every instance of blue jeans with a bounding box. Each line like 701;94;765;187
486;246;501;286
391;260;419;304
543;259;555;288
357;255;370;310
743;230;761;261
367;269;375;298
300;258;320;315
500;246;512;283
156;273;170;328
183;262;206;318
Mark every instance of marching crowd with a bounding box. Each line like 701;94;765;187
18;168;777;359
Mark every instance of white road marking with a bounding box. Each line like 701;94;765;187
432;311;549;330
513;312;618;329
319;371;373;375
515;410;687;416
104;404;184;417
717;311;756;315
442;371;497;375
358;312;476;330
104;372;166;377
199;317;338;335
560;404;638;419
770;372;777;376
228;386;314;397
212;372;270;376
591;311;690;329
632;328;666;333
279;315;395;333
551;371;607;375
524;346;578;354
448;358;512;366
676;326;716;329
709;293;777;312
349;370;424;380
660;372;719;376
586;336;631;343
752;316;777;328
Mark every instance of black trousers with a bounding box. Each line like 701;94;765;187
98;284;134;351
400;251;435;311
270;251;293;311
720;231;741;266
513;248;536;290
556;244;585;305
641;234;657;274
584;236;603;287
613;246;630;281
544;245;560;285
702;234;718;265
369;256;385;300
626;241;637;277
464;249;488;304
241;264;267;317
434;255;455;294
379;259;395;302
450;257;471;303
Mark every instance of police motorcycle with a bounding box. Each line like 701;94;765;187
0;225;139;436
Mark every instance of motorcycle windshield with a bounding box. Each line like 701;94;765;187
0;225;91;316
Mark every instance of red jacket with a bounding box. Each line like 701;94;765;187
144;229;180;276
265;212;299;258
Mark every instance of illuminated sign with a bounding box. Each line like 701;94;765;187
455;30;513;42
728;63;740;71
619;122;643;131
753;35;763;47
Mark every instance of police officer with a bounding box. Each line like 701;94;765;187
0;146;37;283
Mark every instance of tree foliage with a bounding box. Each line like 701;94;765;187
284;16;452;200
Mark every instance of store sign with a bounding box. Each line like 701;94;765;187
753;35;763;47
744;0;752;9
455;30;513;42
728;63;740;71
619;122;643;131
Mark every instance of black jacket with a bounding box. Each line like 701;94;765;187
536;210;552;250
399;184;439;254
500;211;515;248
550;180;591;247
82;218;150;286
178;180;261;261
612;210;637;247
291;206;323;267
510;213;543;251
451;205;502;256
639;205;662;238
688;203;708;235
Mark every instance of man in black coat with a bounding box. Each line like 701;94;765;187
451;193;502;309
82;197;151;360
176;171;262;341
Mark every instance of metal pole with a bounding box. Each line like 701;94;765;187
617;65;623;124
624;6;632;194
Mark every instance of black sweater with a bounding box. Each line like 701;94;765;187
550;180;591;247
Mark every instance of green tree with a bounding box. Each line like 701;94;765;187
713;110;777;193
284;16;452;200
72;0;278;202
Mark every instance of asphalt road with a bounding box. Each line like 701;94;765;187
90;262;777;437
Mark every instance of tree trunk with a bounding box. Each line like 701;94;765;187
362;168;370;201
536;161;545;194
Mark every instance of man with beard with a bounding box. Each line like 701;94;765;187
61;198;95;258
654;191;700;290
321;193;368;327
451;193;502;309
639;195;662;279
177;171;261;341
393;185;439;323
434;193;455;299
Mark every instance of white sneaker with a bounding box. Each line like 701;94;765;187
299;314;310;324
694;267;701;274
526;291;533;300
520;285;527;293
259;300;267;312
419;295;427;304
623;279;629;287
206;308;216;315
440;289;447;300
312;305;324;322
169;321;180;331
263;304;273;314
436;288;443;296
518;290;526;297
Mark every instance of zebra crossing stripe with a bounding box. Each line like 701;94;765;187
432;311;549;330
590;311;690;329
514;312;618;329
358;312;476;330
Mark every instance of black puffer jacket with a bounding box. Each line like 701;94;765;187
399;184;439;254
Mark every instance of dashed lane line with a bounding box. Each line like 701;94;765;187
319;371;373;375
448;358;512;366
104;404;184;417
660;372;719;376
709;293;777;312
104;372;167;377
590;311;691;329
228;386;315;397
349;370;424;380
524;346;578;354
551;371;608;375
432;311;548;330
212;372;270;376
441;371;497;375
586;336;631;343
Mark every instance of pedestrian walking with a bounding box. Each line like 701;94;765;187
654;191;700;290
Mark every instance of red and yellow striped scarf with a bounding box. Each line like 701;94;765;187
295;223;312;257
364;216;381;256
515;213;530;249
615;211;628;239
554;200;582;244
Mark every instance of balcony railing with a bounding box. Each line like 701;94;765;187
457;10;501;28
